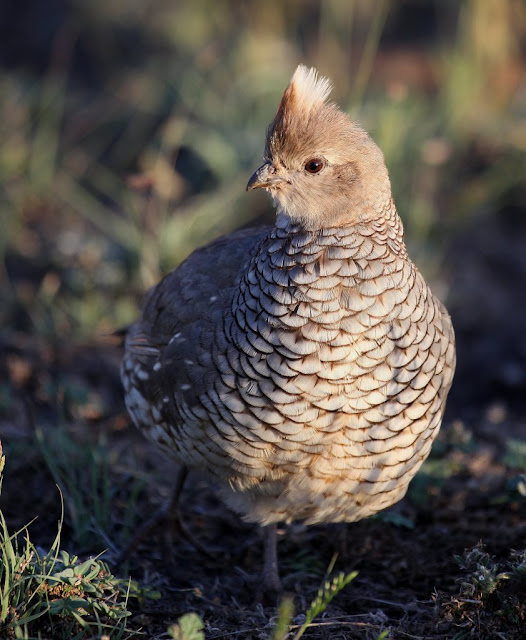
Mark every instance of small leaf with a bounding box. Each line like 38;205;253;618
49;598;89;614
75;558;99;576
168;612;205;640
375;511;414;529
503;439;526;470
50;567;76;581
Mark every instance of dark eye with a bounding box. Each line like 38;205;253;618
304;158;325;174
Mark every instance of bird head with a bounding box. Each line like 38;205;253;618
247;65;391;230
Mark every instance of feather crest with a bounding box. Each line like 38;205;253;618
288;65;332;110
265;65;334;159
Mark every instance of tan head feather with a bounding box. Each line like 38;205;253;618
265;65;355;164
265;66;334;159
285;65;333;111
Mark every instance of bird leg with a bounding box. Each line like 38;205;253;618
117;465;212;564
262;523;282;594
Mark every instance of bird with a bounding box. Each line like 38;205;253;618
121;65;456;593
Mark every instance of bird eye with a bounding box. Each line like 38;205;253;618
304;158;325;174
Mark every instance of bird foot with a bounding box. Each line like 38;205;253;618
254;568;283;605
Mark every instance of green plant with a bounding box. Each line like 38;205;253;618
271;558;357;640
440;544;526;638
35;426;147;554
455;546;526;600
292;570;358;640
503;439;526;471
168;612;205;640
455;545;508;600
271;597;295;640
0;470;142;638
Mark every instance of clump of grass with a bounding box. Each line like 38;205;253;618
455;544;509;600
439;544;526;638
0;443;147;639
35;426;147;555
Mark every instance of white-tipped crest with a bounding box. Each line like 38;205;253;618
289;65;332;111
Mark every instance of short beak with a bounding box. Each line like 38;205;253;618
246;162;284;191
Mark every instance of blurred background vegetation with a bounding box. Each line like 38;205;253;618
1;0;524;341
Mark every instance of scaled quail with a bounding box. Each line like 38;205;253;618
121;65;456;591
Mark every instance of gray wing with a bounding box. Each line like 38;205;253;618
122;226;270;423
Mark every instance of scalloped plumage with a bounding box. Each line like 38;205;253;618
121;65;456;594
